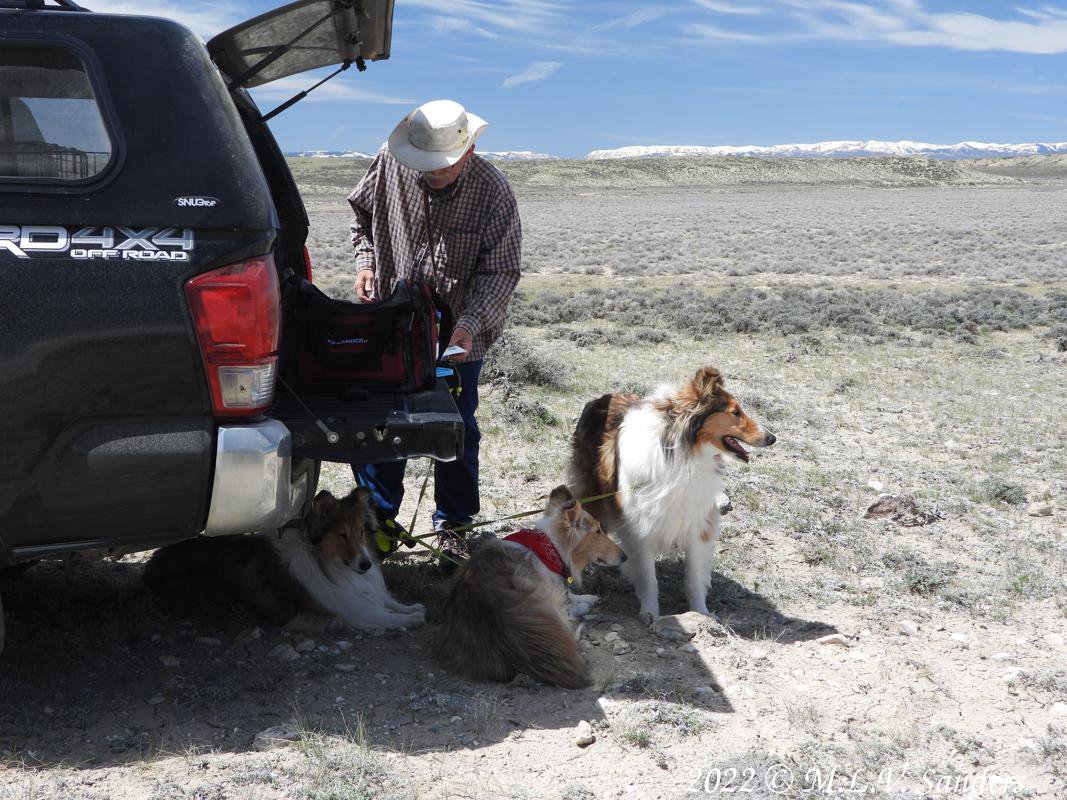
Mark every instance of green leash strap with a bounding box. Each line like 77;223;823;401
407;458;433;545
374;489;621;552
441;489;621;536
373;459;433;555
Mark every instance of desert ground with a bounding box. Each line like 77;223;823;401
1;156;1064;800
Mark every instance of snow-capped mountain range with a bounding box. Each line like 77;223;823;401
286;141;1067;161
585;141;1067;160
480;151;561;161
284;149;558;161
285;150;375;158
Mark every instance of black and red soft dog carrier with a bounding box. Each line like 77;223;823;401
286;277;440;392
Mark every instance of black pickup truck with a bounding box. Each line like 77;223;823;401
0;0;463;652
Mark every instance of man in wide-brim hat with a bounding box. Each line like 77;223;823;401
348;99;522;565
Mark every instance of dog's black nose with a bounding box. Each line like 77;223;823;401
765;432;776;446
620;553;628;563
358;559;372;572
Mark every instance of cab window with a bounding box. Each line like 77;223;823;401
0;45;112;181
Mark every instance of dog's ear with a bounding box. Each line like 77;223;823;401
312;490;339;518
342;486;372;509
548;485;577;508
549;485;582;523
691;366;724;399
346;486;378;531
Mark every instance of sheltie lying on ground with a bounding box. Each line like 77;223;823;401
439;486;626;688
143;488;425;633
569;366;775;620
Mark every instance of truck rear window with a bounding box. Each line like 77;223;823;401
0;45;112;181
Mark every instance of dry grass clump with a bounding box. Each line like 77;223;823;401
881;550;959;596
1001;551;1060;601
482;332;569;387
972;477;1028;507
501;396;559;426
1013;670;1067;700
1040;726;1067;777
1048;323;1067;351
549;324;671;347
284;728;406;800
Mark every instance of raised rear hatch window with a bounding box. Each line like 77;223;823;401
0;45;112;181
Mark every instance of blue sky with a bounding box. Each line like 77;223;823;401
94;1;1067;156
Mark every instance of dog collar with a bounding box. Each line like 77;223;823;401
504;529;572;584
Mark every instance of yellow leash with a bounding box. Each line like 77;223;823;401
375;489;620;561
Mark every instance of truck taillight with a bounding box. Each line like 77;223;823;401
185;256;280;417
303;245;313;283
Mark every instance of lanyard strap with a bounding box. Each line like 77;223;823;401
421;186;439;278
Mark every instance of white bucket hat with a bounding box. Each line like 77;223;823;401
387;99;489;172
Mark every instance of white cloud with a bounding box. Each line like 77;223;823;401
686;0;1067;54
427;15;500;39
1015;5;1067;22
886;11;1067;54
593;7;676;31
684;23;770;41
251;76;413;106
693;0;764;15
409;1;629;56
501;61;563;89
403;0;564;35
88;0;240;39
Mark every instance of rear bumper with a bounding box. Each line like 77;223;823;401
203;419;308;535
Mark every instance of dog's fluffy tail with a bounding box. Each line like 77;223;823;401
570;395;613;496
439;543;591;689
142;535;235;617
569;392;640;508
142;534;305;626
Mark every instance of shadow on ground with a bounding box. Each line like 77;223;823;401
582;558;839;644
0;553;836;770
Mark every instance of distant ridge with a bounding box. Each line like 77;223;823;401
284;150;558;161
288;141;1067;161
480;151;560;161
285;150;375;158
586;141;1067;160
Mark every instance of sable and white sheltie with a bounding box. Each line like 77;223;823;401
143;488;425;633
439;486;626;688
569;366;776;620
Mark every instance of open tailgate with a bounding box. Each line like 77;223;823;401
207;0;394;87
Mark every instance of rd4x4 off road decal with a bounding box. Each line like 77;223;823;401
0;226;195;261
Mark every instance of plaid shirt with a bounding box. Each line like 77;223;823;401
348;147;522;362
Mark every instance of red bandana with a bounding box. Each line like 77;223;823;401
504;529;571;581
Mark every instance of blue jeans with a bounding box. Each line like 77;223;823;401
352;359;482;528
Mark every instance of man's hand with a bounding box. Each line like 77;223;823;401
446;327;473;362
354;269;376;303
